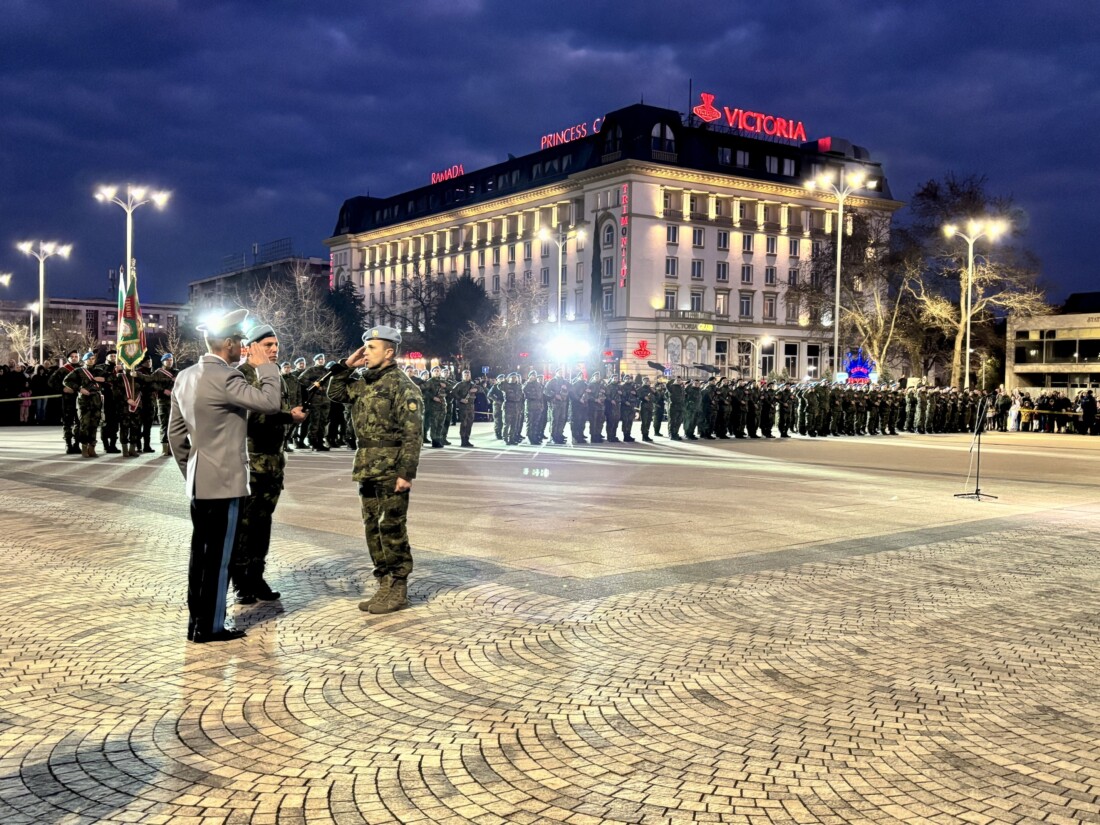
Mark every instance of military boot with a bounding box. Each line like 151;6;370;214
142;439;154;453
368;577;408;614
162;443;172;457
104;439;121;454
66;438;80;455
359;575;393;612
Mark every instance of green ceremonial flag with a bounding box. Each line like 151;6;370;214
117;261;146;370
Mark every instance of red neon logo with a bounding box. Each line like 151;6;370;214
632;340;652;359
431;164;465;184
693;93;721;123
406;351;423;359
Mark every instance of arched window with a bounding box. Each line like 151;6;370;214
684;337;698;366
666;337;682;365
604;125;623;154
602;223;614;248
651;123;675;153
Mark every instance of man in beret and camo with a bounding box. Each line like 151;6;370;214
327;325;423;615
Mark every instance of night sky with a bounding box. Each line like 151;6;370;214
2;0;1096;306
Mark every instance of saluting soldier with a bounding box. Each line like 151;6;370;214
502;372;524;445
327;325;423;615
487;374;506;440
98;350;121;453
652;378;667;437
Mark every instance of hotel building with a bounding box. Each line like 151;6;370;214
326;96;901;377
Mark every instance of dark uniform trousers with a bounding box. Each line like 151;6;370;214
189;497;241;636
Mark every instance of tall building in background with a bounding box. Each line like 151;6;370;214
327;98;900;378
188;238;330;311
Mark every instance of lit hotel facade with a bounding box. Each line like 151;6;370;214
326;97;901;378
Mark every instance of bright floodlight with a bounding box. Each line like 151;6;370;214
0;273;11;287
549;334;589;359
17;241;33;255
96;185;119;202
151;190;171;208
943;224;958;238
41;242;56;254
846;171;866;188
760;335;774;347
28;301;39;312
576;228;587;241
130;186;147;201
538;227;550;241
58;244;72;258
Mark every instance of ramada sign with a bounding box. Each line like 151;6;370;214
692;92;807;142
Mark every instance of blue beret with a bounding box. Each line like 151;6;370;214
161;353;174;362
244;324;276;345
81;351;95;361
362;325;402;345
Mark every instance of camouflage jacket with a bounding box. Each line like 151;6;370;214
327;361;423;482
238;362;294;469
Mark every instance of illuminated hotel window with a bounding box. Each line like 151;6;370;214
691;260;704;280
664;290;676;311
766;156;779;174
666;225;679;245
717;230;729;251
716;292;730;316
786;298;800;322
742;234;754;253
689;195;699;213
741;264;753;284
540;267;550;287
788;268;799;286
478;250;486;268
663;191;672;211
692;228;704;247
603;257;613;280
665;257;679;278
782;158;795;176
716;262;729;282
736;150;750;167
715;200;723;216
690;291;704;312
739;201;748;219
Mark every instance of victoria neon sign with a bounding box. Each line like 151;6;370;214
693;92;807;143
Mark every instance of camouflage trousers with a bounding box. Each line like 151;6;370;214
230;469;283;594
119;406;142;447
77;394;103;446
426;403;447;444
503;403;523;444
359;478;413;580
61;394;77;443
668;405;683;438
548;400;567;442
308;400;330;447
458;407;475;444
492;402;504;438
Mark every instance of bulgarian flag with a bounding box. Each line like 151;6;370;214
117;261;146;370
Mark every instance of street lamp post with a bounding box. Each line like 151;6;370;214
804;170;877;379
17;241;72;365
943;219;1007;389
741;335;773;380
538;224;586;333
95;184;171;290
28;302;39;356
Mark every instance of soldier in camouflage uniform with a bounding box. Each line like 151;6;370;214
113;363;146;457
760;381;777;438
452;368;481;448
652;378;667;436
328;325;423;615
487;374;506;440
544;368;570;445
63;351;106;457
502;372;524;444
98;350;121;453
50;350;82;454
290;357;309;447
299;354;331;450
603;373;621;442
667;376;685;440
280;362;301;452
229;325;308;604
422;366;449;448
776;382;794;438
567;373;589;444
522;370;545;445
619;375;638;442
683;378;700;440
151;353;177;456
636;376;655;442
587;374;606;443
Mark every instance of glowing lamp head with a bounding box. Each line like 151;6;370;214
988;219;1009;238
96;185;119;202
58;244;72;258
760;335;773;347
575;228;587;242
943;224;958;238
0;273;11;287
846;171;866;188
129;186;147;201
803;179;817;192
17;241;33;255
41;242;56;255
151;191;171;209
538;227;551;242
28;301;39;312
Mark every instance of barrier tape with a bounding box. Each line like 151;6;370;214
0;393;63;402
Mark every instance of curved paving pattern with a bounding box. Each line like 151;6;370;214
1;429;1099;823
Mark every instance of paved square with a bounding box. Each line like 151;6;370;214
1;425;1098;824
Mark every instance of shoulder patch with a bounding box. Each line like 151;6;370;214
408;401;418;411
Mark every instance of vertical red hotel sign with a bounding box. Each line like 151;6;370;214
619;183;630;288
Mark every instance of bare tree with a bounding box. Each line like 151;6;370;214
40;308;96;364
0;320;33;365
246;260;345;360
460;277;550;371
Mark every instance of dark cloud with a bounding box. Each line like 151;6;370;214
0;0;1096;304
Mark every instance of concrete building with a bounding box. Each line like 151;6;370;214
188;238;330;310
326;95;901;377
1006;292;1100;392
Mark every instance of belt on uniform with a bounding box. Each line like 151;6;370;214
358;439;401;448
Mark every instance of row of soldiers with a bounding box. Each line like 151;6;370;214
50;349;178;457
473;371;993;446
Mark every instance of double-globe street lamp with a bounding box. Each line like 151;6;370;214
94;184;171;289
804;170;877;379
943;219;1008;389
538;224;587;334
17;241;72;365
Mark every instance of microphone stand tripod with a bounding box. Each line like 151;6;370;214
955;395;997;501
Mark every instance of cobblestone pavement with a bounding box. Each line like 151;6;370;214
1;426;1098;824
